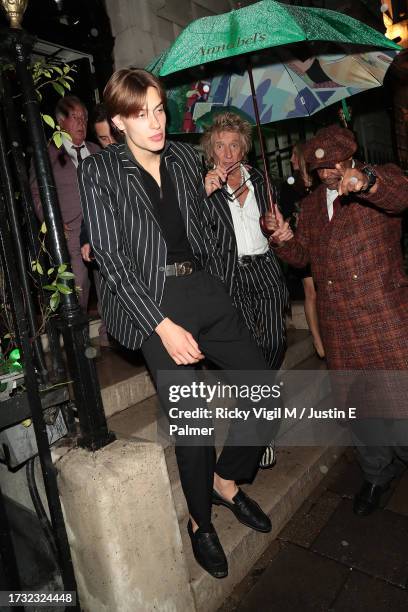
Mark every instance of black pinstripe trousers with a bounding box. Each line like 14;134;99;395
141;270;272;529
232;256;288;369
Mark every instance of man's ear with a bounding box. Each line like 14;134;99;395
112;114;125;133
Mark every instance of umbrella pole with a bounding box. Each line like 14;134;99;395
247;62;276;233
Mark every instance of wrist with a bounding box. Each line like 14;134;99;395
155;317;171;336
360;166;377;193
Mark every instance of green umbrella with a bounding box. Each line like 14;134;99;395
147;0;400;227
151;0;399;77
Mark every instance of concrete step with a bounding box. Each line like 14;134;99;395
282;328;314;369
95;345;155;419
287;300;308;331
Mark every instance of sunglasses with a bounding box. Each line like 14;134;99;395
203;159;251;201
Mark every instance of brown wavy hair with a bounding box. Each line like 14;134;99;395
103;69;166;119
201;112;253;167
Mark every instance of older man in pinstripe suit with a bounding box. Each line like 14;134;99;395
202;113;289;468
78;69;277;580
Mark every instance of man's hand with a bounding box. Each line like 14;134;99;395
336;164;378;196
155;318;204;365
205;166;228;196
269;208;294;247
263;210;278;232
81;243;94;262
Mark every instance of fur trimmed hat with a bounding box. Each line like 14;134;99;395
304;125;358;171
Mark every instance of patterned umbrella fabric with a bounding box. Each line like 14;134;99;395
147;0;400;133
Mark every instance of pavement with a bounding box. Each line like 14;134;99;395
218;449;408;612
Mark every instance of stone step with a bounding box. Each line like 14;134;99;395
287;300;308;331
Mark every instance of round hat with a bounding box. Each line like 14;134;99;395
304;125;358;171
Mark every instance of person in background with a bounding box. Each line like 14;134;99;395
79;103;121;347
202;112;289;469
30;95;100;312
279;142;325;358
91;102;123;148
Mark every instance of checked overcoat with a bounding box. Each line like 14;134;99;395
274;163;408;415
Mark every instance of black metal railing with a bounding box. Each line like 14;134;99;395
0;23;115;601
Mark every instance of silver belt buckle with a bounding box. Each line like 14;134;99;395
176;261;193;276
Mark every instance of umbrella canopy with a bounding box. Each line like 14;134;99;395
150;0;399;77
147;0;400;134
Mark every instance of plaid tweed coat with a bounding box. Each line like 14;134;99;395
275;162;408;373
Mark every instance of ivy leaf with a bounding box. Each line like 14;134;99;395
42;114;55;129
52;132;62;148
36;262;44;275
31;261;37;272
53;66;63;75
50;292;60;311
56;283;72;295
40;221;47;234
47;267;54;276
58;271;75;279
64;76;74;82
59;78;71;91
58;264;67;273
43;284;56;291
52;82;65;97
63;65;70;74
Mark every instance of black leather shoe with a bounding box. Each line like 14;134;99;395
212;488;272;533
353;480;389;516
187;520;228;579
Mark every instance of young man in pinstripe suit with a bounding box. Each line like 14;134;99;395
78;69;276;579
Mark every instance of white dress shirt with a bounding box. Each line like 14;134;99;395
62;136;91;167
326;159;355;220
226;165;269;256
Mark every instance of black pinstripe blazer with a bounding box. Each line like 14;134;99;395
78;141;224;350
206;167;287;295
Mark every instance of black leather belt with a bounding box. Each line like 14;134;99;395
165;260;202;277
237;253;269;266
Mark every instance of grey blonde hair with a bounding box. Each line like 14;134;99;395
201;112;253;167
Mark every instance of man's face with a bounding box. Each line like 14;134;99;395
112;86;166;157
59;103;87;146
212;130;244;171
94;120;117;148
317;158;353;190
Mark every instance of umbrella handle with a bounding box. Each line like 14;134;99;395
247;60;277;235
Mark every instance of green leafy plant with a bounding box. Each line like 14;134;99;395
30;221;78;334
32;60;76;147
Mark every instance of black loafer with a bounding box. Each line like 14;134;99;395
353;480;389;516
212;488;272;533
187;520;228;579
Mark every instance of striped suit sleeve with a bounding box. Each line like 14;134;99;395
189;148;225;278
78;155;165;338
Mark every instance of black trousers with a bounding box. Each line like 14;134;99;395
141;270;271;529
